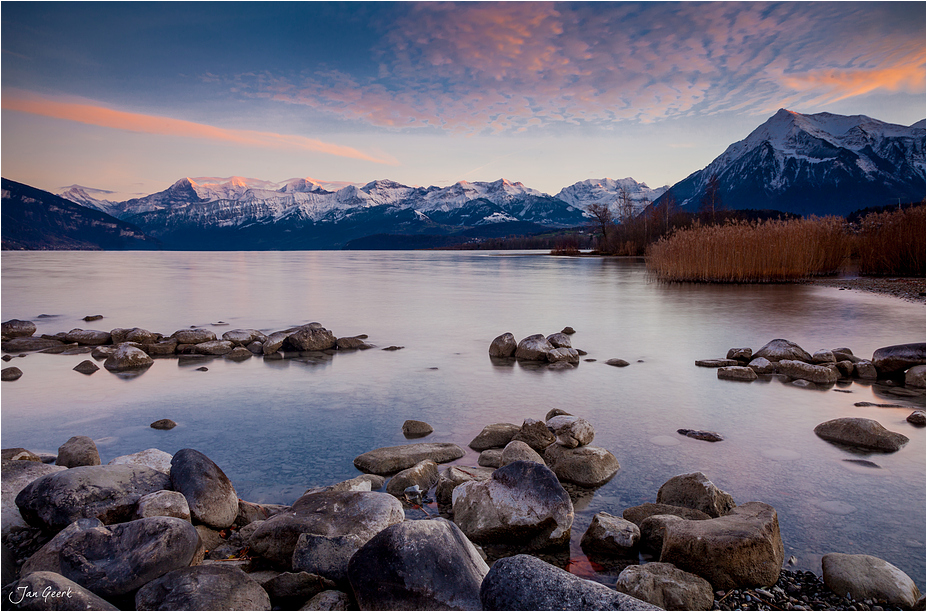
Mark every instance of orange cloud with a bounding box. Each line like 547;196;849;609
1;95;397;165
782;55;925;106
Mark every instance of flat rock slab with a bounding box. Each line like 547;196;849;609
695;359;739;368
813;418;909;452
1;337;64;352
353;442;465;475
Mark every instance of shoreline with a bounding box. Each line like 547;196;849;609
800;276;926;304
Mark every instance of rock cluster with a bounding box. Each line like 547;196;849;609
488;330;587;369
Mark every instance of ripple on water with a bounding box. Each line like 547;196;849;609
760;448;802;461
812;499;857;515
650;435;681;447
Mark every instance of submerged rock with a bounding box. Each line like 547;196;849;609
73;360;100;374
776;359;838;384
1;367;23;381
695;358;739;368
170;328;217;344
514;334;554;361
717;366;757;381
401;419;433;438
103;344;153;372
813;418;909;452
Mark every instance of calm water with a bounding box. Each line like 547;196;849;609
2;251;924;588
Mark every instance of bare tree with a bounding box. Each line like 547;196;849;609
657;190;678;233
700;174;722;223
617;187;635;224
586;203;613;251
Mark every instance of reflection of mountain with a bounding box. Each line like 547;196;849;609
1;178;160;250
653;109;926;216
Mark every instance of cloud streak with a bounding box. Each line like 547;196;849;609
1;95;398;165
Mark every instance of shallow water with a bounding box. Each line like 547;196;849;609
2;250;924;588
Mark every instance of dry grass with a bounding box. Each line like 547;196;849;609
856;205;925;277
646;217;851;282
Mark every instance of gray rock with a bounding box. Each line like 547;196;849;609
299;590;350;611
150;419;177;430
500;440;545;466
170;448;239;529
303;474;385;496
262;331;289;354
753;339;812;363
135;565;271;611
656;472;735;518
543;444;620;487
261;571;337;608
854;359;879;379
55;436;100;468
813;418;909;451
73;360;99;375
63;329;111;346
103;344;153;372
170;328;216;344
546;408;572;421
246;340;265;354
292;533;364;584
248;490;404;568
639;514;686;553
141;338;178;355
286;326;336;351
834;360;855;378
580;512;640;554
353;442;465;475
660;502;784;590
107;448;173;474
136;490;190;521
478;449;503;468
468;423;520;451
547;415;595;448
2;319;36;338
717;366;758;381
546;333;572;348
15;465;171;532
452;461;573;549
489;332;517;358
2;460;67;538
811;349;836;364
435;466;494;506
616;562;714;611
59;517;199;598
1;448;41;462
0;337;64;352
511;418;556;452
821;552;922;609
336;336;372;350
236;500;291;525
222;328;266;346
480;554;660;610
7;571;119;610
622;502;712;526
872;342;926;375
695;359;739;368
514;334;553;361
832;348;859;362
677;429;724;442
907;410;926;426
606;358;631;367
548;347;580;363
2;367;23;381
905;364;926;388
726;348;753;362
401;419;433;438
348;518;488;611
194;340;234;355
20;519;104;577
747;357;776;374
776;359;839;384
385;459;439;499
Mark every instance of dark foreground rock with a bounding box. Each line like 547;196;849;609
872;342;926;375
480;554;661;610
5;571;120;610
348;518;489;611
2;367;23;381
136;565;271;611
2;460;68;537
2;319;36;338
489;332;517;358
353;442;465;475
170;448;239;529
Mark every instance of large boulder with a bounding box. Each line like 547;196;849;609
753;339;812;363
656;472;735;518
353;442;465;475
136;565;271;611
747;357;776;374
385;459;439;499
821;553;921;609
622;502;712;526
547;347;580;364
546;333;572;348
872;342;926;375
58;517;199;598
435;466;494;506
468;423;520;451
514;334;553;361
6;571;119;611
480;554;660;611
500;441;544;466
63;329;111;346
55;436;100;468
248;490;404;568
616;562;715;611
107;448;173;475
103;344;154;372
170;328;216;344
580;512;640;555
170;448;239;529
813;418;909;452
2;319;36;338
114;327;159;345
260;571;338;608
292;533;364;584
20;519;104;577
286;325;336;351
776;360;839;384
452;461;573;550
348;518;489;611
640;514;687;554
262;331;289;354
2;460;68;538
660;502;784;590
906;365;926;388
489;333;517;358
543;444;620;487
546;415;595;448
136;490;191;521
15;465;171;532
511;419;556;452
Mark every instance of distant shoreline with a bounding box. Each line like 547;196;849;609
800;276;926;304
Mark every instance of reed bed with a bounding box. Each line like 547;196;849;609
646;217;851;282
856;204;925;277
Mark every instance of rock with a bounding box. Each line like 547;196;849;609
813;418;909;451
381;345;404;351
401;419;433;438
107;448;173;474
606;358;631;367
489;332;517;358
677;429;724;442
246;340;264;354
832;348;859;362
695;358;739;367
135;565;271;611
616;562;714;611
546;408;572;420
468;422;520;451
478;449;503;468
194;339;234;355
60;329;109;346
656;472;735;518
136;490;191;521
480;553;660;611
103;344;153;372
561;326;576;334
905;364;926;388
872;342;926;375
717;366;757;381
580;512;640;554
222;328;265;346
548;347;580;363
262;331;289;354
776;359;839;384
511;418;556;452
834;360;855;377
141;338;178;355
639;514;686;553
2;448;41;462
2;367;23;381
747;357;776;374
304;474;386;496
292;533;364;584
500;440;545;466
170;448;239;529
300;590;350;611
170;328;216;344
811;349;836;364
907;410;926;426
260;571;337;608
2;319;36;338
435;466;494;506
385;459;439;499
55;436;100;468
546;333;572;348
58;517;199;598
334;336;370;350
622;502;712;526
150;418;177;430
2;460;68;538
248;491;404;568
543;444;620;487
286;326;336;351
1;337;63;352
68;360;100;376
7;571;119;610
348;518;488;611
353;442;465;475
547;415;595;448
236;500;290;525
821;552;921;609
726;348;753;362
514;333;554;361
854;359;879;379
753;339;812;363
20;519;104;577
452;461;573;549
15;465;170;532
660;502;784;590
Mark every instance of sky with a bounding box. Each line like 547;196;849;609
1;1;924;199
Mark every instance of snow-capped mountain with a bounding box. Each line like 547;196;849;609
653;109;925;216
556;178;667;218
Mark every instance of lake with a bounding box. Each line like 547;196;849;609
2;250;924;589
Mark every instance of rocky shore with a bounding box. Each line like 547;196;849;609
801;276;926;304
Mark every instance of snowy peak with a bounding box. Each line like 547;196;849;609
556;177;668;217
